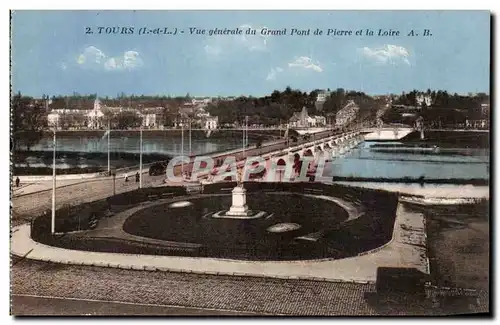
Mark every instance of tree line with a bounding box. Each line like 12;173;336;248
206;86;380;126
384;89;490;127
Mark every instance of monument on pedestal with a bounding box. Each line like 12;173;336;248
226;170;249;216
211;168;267;220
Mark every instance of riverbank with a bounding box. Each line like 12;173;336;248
333;182;490;199
400;130;489;148
13;151;172;175
331;177;489;186
30;129;284;140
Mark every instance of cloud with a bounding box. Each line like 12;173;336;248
204;24;268;57
76;46;143;71
77;46;106;66
360;44;410;65
104;51;143;71
266;67;283;81
288;56;323;72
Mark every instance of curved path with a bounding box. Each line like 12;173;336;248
11;202;428;283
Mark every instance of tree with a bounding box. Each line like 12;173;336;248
11;93;47;152
58;112;73;130
101;107;114;123
256;136;264;148
116;111;142;129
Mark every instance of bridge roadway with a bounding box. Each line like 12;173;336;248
169;129;363;181
11;129;362;223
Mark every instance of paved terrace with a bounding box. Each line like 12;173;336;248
11;202;427;283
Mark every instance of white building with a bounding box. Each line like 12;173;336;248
466;119;489;129
289;107;326;127
416;94;432;107
204;116;218;130
47;112;60;127
191;98;212;106
142;113;157;128
195;107;210;119
315;90;331;112
87;98;105;129
309;115;326;127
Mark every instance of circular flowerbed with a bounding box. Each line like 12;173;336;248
123;193;350;260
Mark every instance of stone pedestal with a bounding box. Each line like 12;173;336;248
226;185;249;216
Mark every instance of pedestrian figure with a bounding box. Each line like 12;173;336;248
15;177;20;188
124;173;129;182
135;172;140;183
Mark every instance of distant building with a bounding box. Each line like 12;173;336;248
466;119;489;129
480;102;490;116
195;106;210;119
335;101;359;127
310;115;326;127
204;116;218;130
87;98;105;129
315;90;331;112
142;113;157;128
47;98;104;129
289;107;326;127
289;107;310;128
47;112;60;127
416;94;432;107
191;98;212;106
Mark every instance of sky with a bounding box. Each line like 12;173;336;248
11;10;490;98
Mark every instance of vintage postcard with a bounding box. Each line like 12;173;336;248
10;10;490;316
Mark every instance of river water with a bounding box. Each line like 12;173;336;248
16;135;490;180
325;141;489;180
16;134;243;169
31;134;243;156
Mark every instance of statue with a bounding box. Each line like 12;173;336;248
237;168;244;187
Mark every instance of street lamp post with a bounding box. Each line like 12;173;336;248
181;122;184;176
107;120;110;175
112;171;116;195
139;126;143;188
189;118;192;156
242;117;246;156
246;116;249;148
51;128;56;235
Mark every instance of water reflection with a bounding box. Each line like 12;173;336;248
30;135;242;156
19;135;242;169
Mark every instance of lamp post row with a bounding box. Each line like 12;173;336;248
51;121;145;234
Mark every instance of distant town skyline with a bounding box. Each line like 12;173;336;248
11;88;490;100
11;11;490;98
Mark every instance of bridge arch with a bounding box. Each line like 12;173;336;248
314;146;323;160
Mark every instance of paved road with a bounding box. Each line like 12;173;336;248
11;173;168;225
10;257;488;316
11;295;261;316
